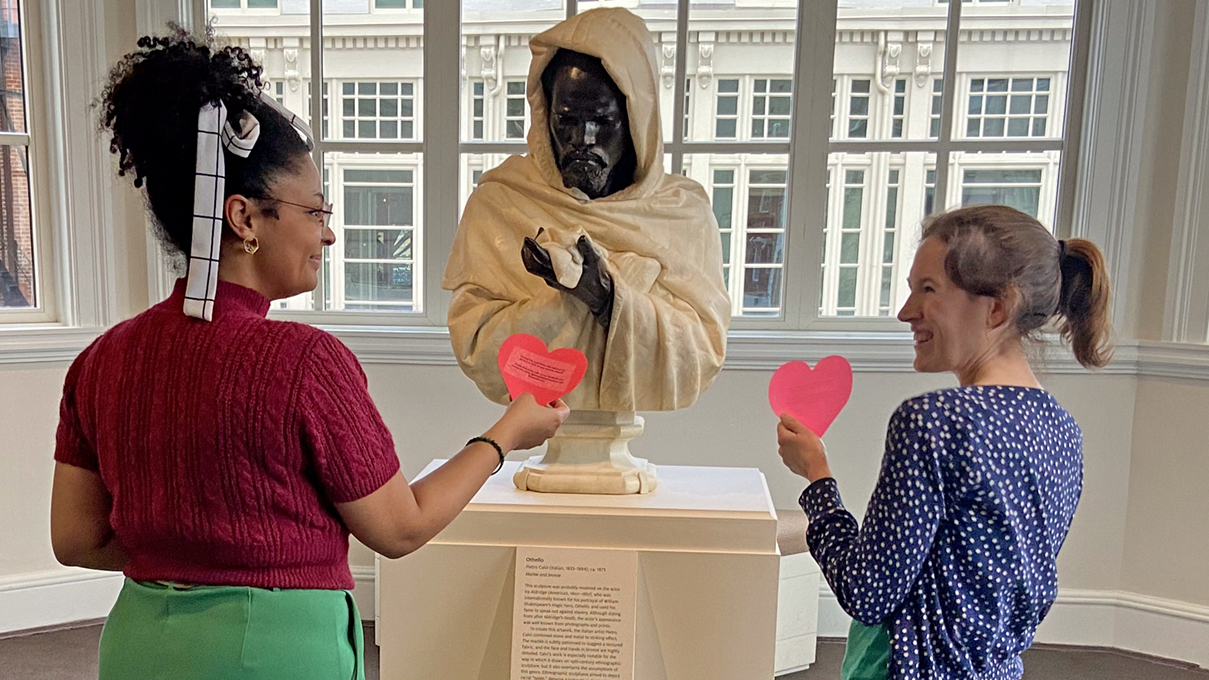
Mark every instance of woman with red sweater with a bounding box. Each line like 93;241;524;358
49;28;568;680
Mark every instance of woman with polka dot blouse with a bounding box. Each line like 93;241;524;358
776;205;1113;680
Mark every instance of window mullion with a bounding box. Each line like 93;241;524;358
782;0;836;329
424;0;460;324
933;0;962;214
670;0;689;174
309;0;324;311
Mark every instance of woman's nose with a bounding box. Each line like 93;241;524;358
322;226;336;247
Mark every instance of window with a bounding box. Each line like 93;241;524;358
715;79;739;139
684;77;691;137
210;0;277;8
504;80;526;139
204;0;1083;329
0;0;34;311
339;169;417;311
848;79;870;139
929;77;943;138
830;78;837;139
306;80;329;140
742;170;788;314
966;77;1051;138
341;81;416;140
880;169;901;316
751;79;792;139
712;169;734;292
891;79;906;139
471;81;484;140
961;168;1044;218
819;0;1079;320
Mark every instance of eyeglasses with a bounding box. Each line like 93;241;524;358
259;196;334;227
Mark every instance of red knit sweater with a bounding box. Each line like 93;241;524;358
54;280;400;590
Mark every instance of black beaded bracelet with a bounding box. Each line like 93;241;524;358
467;436;506;474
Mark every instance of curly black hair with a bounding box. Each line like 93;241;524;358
99;24;310;261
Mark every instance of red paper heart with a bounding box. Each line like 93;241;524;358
768;356;854;437
498;334;588;406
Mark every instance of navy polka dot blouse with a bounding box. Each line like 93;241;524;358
800;386;1083;680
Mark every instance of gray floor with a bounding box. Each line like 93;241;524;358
1;623;1206;679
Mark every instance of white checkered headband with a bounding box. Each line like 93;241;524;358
183;90;316;321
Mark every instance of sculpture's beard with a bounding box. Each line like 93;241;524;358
560;154;610;198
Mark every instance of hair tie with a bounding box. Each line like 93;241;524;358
183;91;314;321
1058;239;1068;261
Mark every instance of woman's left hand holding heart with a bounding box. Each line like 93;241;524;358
777;414;833;483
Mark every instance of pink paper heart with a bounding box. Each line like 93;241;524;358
768;356;854;437
497;334;588;406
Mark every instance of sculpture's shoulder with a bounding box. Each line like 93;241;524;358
469;155;546;204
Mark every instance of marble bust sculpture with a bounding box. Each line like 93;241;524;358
443;8;730;493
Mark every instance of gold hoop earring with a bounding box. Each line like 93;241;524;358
243;237;259;254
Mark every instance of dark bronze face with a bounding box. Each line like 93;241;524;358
545;56;636;199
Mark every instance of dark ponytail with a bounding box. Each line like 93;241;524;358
1056;238;1113;368
922;205;1114;370
98;24;310;261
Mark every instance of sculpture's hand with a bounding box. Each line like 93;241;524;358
521;237;561;290
570;235;614;329
519;234;614;329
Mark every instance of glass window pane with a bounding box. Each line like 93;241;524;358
0;0;26;134
742;268;782;315
713;187;733;230
957;154;1056;224
745;232;784;265
0;145;34;308
345;228;413;260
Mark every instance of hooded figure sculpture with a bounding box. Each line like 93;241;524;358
444;8;730;415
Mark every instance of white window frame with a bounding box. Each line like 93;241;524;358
0;0;47;323
0;0;122;360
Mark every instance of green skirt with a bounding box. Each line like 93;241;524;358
98;578;364;680
841;618;891;680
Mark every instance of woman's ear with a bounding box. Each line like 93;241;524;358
987;287;1017;331
223;194;256;241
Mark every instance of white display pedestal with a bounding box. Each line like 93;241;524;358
377;461;781;680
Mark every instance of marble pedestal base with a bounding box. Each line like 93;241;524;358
377;462;781;680
513;410;657;494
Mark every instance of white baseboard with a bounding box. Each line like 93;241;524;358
0;566;378;635
0;569;123;636
819;585;1209;669
5;568;1206;670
